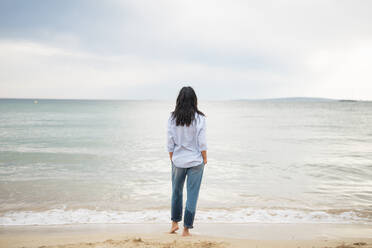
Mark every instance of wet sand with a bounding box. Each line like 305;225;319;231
1;223;371;248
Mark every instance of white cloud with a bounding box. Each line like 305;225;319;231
0;40;290;99
304;39;372;99
1;0;372;99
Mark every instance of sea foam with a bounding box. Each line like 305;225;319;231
0;208;367;226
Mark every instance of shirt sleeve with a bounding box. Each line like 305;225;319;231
167;115;175;152
197;116;207;152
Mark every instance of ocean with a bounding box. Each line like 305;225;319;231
0;99;371;225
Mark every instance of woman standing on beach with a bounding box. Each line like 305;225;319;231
167;86;207;236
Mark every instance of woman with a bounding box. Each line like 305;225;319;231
167;86;207;236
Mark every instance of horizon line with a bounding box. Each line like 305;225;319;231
0;96;370;102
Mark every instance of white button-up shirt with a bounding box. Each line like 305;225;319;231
167;112;207;168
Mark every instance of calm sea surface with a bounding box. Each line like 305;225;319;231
0;99;371;225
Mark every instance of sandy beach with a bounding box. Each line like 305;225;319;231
1;223;371;248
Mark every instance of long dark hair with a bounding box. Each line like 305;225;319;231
171;86;205;126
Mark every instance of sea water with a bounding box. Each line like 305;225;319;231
0;99;371;225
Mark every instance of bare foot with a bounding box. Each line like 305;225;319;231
182;227;191;237
169;221;179;234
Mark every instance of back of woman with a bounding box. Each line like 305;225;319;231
168;112;206;168
167;86;207;236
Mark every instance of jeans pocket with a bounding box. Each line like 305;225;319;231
198;161;205;169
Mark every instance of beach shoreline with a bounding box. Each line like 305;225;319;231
1;223;371;248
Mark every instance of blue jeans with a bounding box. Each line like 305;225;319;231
171;161;204;229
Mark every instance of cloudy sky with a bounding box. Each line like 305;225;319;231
0;0;371;100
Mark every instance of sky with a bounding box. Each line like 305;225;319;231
0;0;371;100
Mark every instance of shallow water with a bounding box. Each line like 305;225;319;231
0;99;371;225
